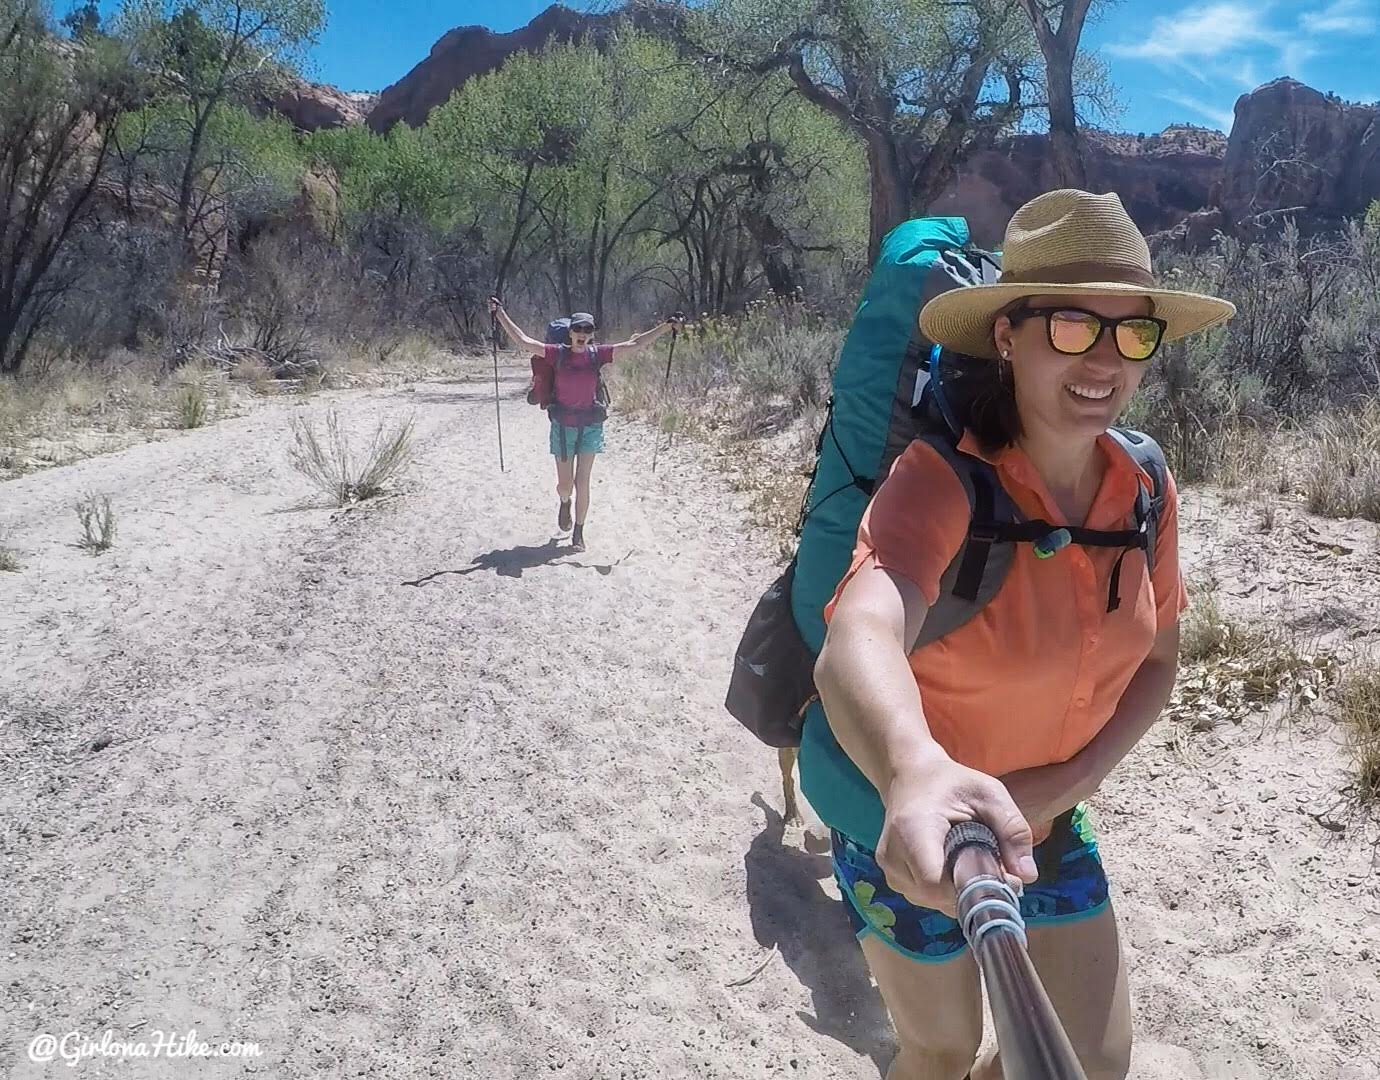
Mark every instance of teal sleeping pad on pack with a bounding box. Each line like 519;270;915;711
794;216;976;851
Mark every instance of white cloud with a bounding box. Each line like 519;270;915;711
1106;0;1366;86
1280;39;1320;76
1159;91;1237;130
1300;0;1378;36
1107;3;1285;62
1231;57;1261;89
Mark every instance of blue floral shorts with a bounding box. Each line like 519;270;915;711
832;804;1110;962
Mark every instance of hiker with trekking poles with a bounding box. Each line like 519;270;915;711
488;298;683;552
727;190;1235;1079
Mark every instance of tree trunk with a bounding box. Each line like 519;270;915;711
679;233;698;314
744;205;797;296
178;103;215;240
0;317;20;375
556;251;573;316
1019;0;1092;189
1044;46;1086;187
597;185;661;328
0;108;115;374
494;160;536;299
588;164;608;323
866;133;910;264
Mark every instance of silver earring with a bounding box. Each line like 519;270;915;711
1001;350;1009;359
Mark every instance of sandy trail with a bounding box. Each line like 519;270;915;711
2;360;1377;1078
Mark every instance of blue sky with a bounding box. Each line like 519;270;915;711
304;1;575;91
94;0;1377;133
1082;0;1377;133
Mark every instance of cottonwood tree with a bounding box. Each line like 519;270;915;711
1016;0;1094;187
684;0;1044;261
0;0;141;373
118;0;324;263
429;35;675;323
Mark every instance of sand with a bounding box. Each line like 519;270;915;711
1;359;1377;1078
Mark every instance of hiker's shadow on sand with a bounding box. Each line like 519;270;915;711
401;539;631;584
744;794;894;1076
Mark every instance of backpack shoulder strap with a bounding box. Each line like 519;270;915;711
1107;427;1166;574
911;428;1167;653
912;433;1023;650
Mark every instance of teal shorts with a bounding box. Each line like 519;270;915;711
549;421;604;459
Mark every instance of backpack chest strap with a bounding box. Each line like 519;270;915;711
959;471;1152;615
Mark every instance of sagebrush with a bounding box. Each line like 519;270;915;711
288;410;415;506
75;493;116;552
1127;220;1380;489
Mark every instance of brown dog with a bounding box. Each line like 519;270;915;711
777;746;832;854
779;746;802;824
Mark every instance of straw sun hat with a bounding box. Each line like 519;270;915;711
918;189;1236;361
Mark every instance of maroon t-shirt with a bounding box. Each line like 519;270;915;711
544;343;614;416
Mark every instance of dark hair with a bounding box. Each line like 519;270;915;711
941;350;1022;451
940;298;1027;450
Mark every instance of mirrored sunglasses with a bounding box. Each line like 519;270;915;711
1008;305;1166;362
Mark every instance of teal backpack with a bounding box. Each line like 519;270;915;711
724;216;1166;850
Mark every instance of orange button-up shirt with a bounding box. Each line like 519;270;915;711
824;430;1186;782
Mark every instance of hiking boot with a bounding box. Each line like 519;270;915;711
558;500;572;531
571;523;586;552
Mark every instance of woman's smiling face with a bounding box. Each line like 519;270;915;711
993;293;1156;441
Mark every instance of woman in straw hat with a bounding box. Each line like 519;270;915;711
813;189;1234;1079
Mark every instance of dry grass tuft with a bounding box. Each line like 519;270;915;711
1335;657;1380;809
1171;591;1336;732
174;382;208;429
75;493;117;553
288;409;415;506
1296;403;1380;523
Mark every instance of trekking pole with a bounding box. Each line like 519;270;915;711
945;822;1089;1080
650;312;683;475
490;301;506;473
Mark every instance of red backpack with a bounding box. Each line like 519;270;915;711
526;353;555;408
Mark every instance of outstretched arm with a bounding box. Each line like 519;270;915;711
606;313;685;355
816;556;1038;914
489;297;544;353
